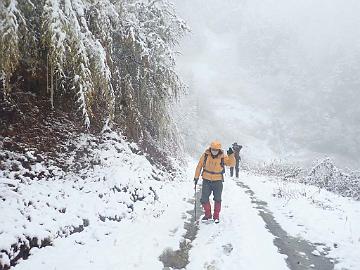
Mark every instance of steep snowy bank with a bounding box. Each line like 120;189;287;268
0;131;183;270
10;180;195;270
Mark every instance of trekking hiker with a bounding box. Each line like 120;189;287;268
230;142;242;178
194;140;235;224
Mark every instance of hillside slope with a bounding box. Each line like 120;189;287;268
0;128;184;270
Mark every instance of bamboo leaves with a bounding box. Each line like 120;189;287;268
0;0;187;151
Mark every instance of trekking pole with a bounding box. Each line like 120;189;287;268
194;183;197;222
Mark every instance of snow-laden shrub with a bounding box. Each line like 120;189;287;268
254;158;360;200
302;158;360;200
250;160;304;180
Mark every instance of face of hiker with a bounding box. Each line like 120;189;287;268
211;148;220;156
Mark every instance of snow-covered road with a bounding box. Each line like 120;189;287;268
8;167;360;270
186;177;289;270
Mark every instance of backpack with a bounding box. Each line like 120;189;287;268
202;152;225;180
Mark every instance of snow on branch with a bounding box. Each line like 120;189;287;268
0;0;22;94
1;0;188;152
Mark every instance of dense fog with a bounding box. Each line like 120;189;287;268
173;0;360;168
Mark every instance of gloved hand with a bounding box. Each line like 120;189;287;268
194;178;198;185
227;147;234;155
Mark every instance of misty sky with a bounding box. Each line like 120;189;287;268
173;0;360;169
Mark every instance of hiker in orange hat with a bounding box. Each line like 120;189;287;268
194;140;235;223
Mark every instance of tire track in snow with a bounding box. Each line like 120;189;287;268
159;187;202;269
235;179;335;270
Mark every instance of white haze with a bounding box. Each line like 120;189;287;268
173;0;360;169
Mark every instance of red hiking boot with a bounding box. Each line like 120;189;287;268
213;202;221;223
201;202;212;222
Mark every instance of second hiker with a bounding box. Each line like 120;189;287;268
230;142;242;178
194;140;235;224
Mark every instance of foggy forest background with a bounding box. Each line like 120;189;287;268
173;0;360;170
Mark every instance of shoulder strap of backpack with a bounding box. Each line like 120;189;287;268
201;153;208;177
220;155;225;181
220;156;225;174
203;153;208;169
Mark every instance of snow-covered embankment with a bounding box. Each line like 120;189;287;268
0;131;187;269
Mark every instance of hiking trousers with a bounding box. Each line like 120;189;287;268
200;179;223;203
230;158;240;177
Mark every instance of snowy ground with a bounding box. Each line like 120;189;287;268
10;181;194;270
240;171;360;270
0;131;185;269
187;178;289;270
2;154;359;269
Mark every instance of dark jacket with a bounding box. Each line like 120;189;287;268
232;143;242;161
